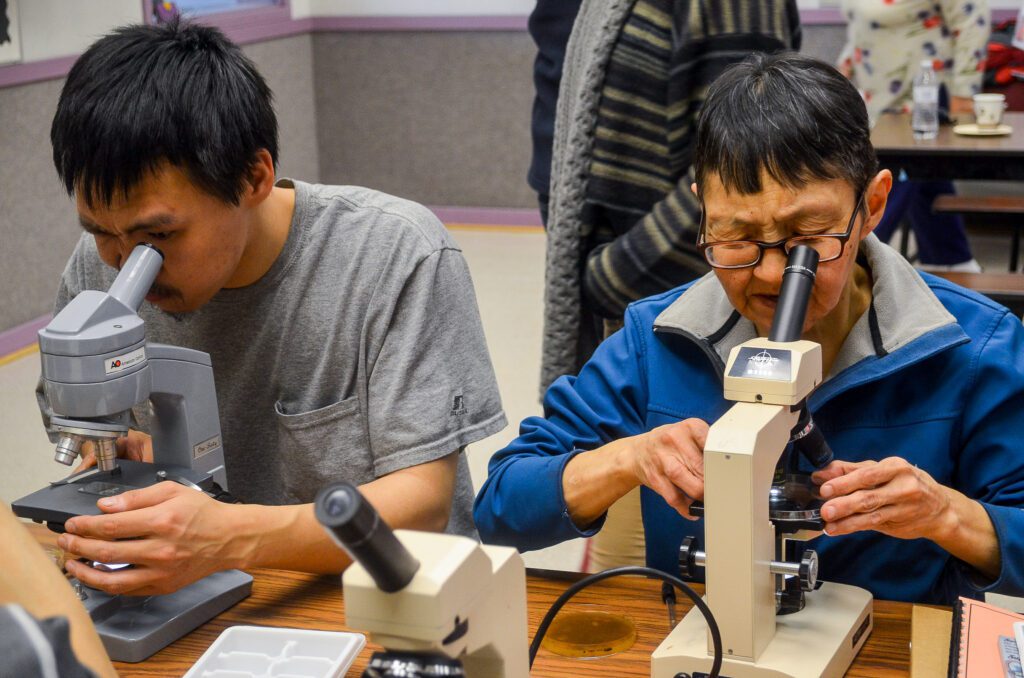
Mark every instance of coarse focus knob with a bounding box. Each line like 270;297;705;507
678;536;700;580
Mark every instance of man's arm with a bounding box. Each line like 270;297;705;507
1;505;116;678
582;180;706;318
57;452;459;594
236;452;458;573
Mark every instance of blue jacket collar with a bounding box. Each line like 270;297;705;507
652;235;970;402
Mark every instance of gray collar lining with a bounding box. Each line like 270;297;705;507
653;235;958;377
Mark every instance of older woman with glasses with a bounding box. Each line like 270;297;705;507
474;52;1024;605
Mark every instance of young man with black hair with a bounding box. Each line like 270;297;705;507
475;52;1024;604
42;19;506;596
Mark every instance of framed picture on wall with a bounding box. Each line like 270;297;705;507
0;0;22;66
147;0;286;24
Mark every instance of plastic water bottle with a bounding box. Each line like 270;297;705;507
911;60;939;140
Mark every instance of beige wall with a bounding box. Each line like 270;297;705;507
312;30;536;208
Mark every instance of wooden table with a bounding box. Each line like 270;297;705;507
100;566;911;677
872;112;1024;181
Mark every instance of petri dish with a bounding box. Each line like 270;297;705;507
541;609;637;658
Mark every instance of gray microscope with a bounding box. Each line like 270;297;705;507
13;243;252;662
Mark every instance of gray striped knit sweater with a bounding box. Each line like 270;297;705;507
542;0;801;392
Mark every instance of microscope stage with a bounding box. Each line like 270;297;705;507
12;460;213;530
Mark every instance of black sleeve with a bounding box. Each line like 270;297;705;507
0;605;98;678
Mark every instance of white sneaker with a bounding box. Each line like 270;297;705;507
917;258;983;273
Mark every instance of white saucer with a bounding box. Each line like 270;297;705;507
953;123;1013;136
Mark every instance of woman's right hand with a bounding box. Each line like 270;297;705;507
630;418;709;519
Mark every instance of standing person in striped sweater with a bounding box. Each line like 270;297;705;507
543;0;802;393
542;0;801;570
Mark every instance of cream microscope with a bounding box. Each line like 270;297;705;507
652;246;873;678
315;482;530;678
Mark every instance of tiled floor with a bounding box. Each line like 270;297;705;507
2;224;1018;573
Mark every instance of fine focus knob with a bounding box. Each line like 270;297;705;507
799;549;819;591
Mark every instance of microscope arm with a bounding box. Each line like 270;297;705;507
147;343;227;488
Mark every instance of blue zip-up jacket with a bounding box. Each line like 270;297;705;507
475;236;1024;604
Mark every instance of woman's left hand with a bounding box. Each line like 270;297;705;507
812;457;954;541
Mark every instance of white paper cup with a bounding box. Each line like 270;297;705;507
973;93;1007;128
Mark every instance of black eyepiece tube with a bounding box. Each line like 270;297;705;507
314;482;420;593
768;246;820;343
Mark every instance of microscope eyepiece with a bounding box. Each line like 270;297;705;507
323;488;355;519
769;246;820;344
314;482;420;593
108;244;165;312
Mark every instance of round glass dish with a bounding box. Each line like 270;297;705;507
540;609;637;658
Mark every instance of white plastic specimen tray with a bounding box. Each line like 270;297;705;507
183;625;366;678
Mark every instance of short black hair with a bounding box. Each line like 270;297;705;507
694;52;877;198
51;18;278;208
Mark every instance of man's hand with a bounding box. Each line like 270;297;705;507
631;419;709;519
56;482;245;596
813;457;954;541
75;430;153;471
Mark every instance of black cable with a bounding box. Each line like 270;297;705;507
528;566;722;677
661;579;677;605
661;580;677;626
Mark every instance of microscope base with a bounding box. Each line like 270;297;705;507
651;582;872;678
81;568;253;662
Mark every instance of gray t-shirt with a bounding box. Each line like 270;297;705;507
0;605;95;678
51;180;506;537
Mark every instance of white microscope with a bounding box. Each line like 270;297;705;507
315;482;530;678
312;246;871;678
651;246;873;678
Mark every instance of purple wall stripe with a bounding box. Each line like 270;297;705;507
224;16;312;44
310;15;529;32
429;206;543;227
0;54;80;89
0;314;50;357
800;9;844;24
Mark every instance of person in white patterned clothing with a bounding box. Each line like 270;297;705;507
838;0;990;271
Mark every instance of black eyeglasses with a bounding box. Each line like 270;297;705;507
698;192;865;270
